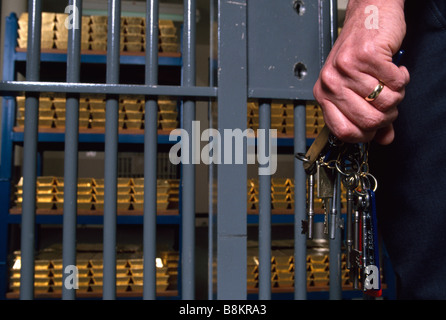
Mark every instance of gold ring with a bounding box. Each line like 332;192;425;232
365;81;384;102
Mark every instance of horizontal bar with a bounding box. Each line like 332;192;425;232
0;81;217;99
248;87;314;101
8;214;181;225
13;51;182;66
11;132;179;144
7;213;331;225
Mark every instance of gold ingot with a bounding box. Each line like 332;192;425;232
158;119;178;130
89;100;105;111
124;34;143;43
125;111;143;121
90;42;107;51
41;40;54;50
121;102;141;112
123;25;144;34
125;17;144;26
54;40;68;50
124;42;142;52
158;43;180;53
159;35;178;44
124;120;142;130
159;111;177;121
159;20;176;36
91;15;108;24
158;100;177;112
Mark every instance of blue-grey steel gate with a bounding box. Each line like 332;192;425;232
0;0;338;300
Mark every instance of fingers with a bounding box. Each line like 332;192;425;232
314;57;408;144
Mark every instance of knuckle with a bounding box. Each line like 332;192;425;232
334;51;355;75
319;67;339;93
362;113;386;131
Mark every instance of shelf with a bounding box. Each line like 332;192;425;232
5;290;179;300
8;208;180;225
14;48;182;67
12;127;179;144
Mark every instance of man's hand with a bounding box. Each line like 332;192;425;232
313;0;410;145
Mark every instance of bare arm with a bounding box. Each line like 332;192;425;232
313;0;410;144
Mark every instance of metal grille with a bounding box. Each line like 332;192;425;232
0;0;338;300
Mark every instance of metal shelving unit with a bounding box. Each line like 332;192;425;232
0;12;182;299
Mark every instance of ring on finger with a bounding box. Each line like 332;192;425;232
365;81;385;102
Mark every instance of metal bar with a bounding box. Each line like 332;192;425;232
0;81;217;99
216;0;248;300
103;0;121;300
181;0;197;300
20;0;42;300
294;101;307;300
207;0;216;300
62;0;83;300
143;0;159;300
258;100;271;300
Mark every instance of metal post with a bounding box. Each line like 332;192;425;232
294;101;307;300
62;0;82;300
258;100;271;300
143;0;159;300
20;0;41;300
216;0;248;300
181;0;196;300
103;0;120;300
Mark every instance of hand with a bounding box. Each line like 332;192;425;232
313;0;410;145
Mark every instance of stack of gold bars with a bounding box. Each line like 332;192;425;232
13;176;180;212
247;102;294;135
8;247;179;295
14;94;179;131
246;101;326;138
247;252;351;289
247;178;295;211
17;12;90;50
306;103;325;138
247;255;294;289
247;178;346;213
16;12;180;53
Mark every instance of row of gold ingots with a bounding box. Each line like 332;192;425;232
15;95;178;131
14;176;179;211
247;253;351;289
247;102;325;137
247;178;347;211
9;251;179;294
17;12;179;53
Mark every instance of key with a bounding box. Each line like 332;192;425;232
316;161;334;234
343;172;359;268
306;173;315;239
363;189;382;297
329;171;340;240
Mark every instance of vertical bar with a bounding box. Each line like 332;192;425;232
181;0;196;300
217;0;248;300
62;0;82;300
20;0;42;300
143;0;159;300
294;101;307;300
258;100;271;300
0;13;19;299
103;0;120;300
208;0;216;300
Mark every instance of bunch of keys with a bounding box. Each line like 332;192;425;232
297;125;381;297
